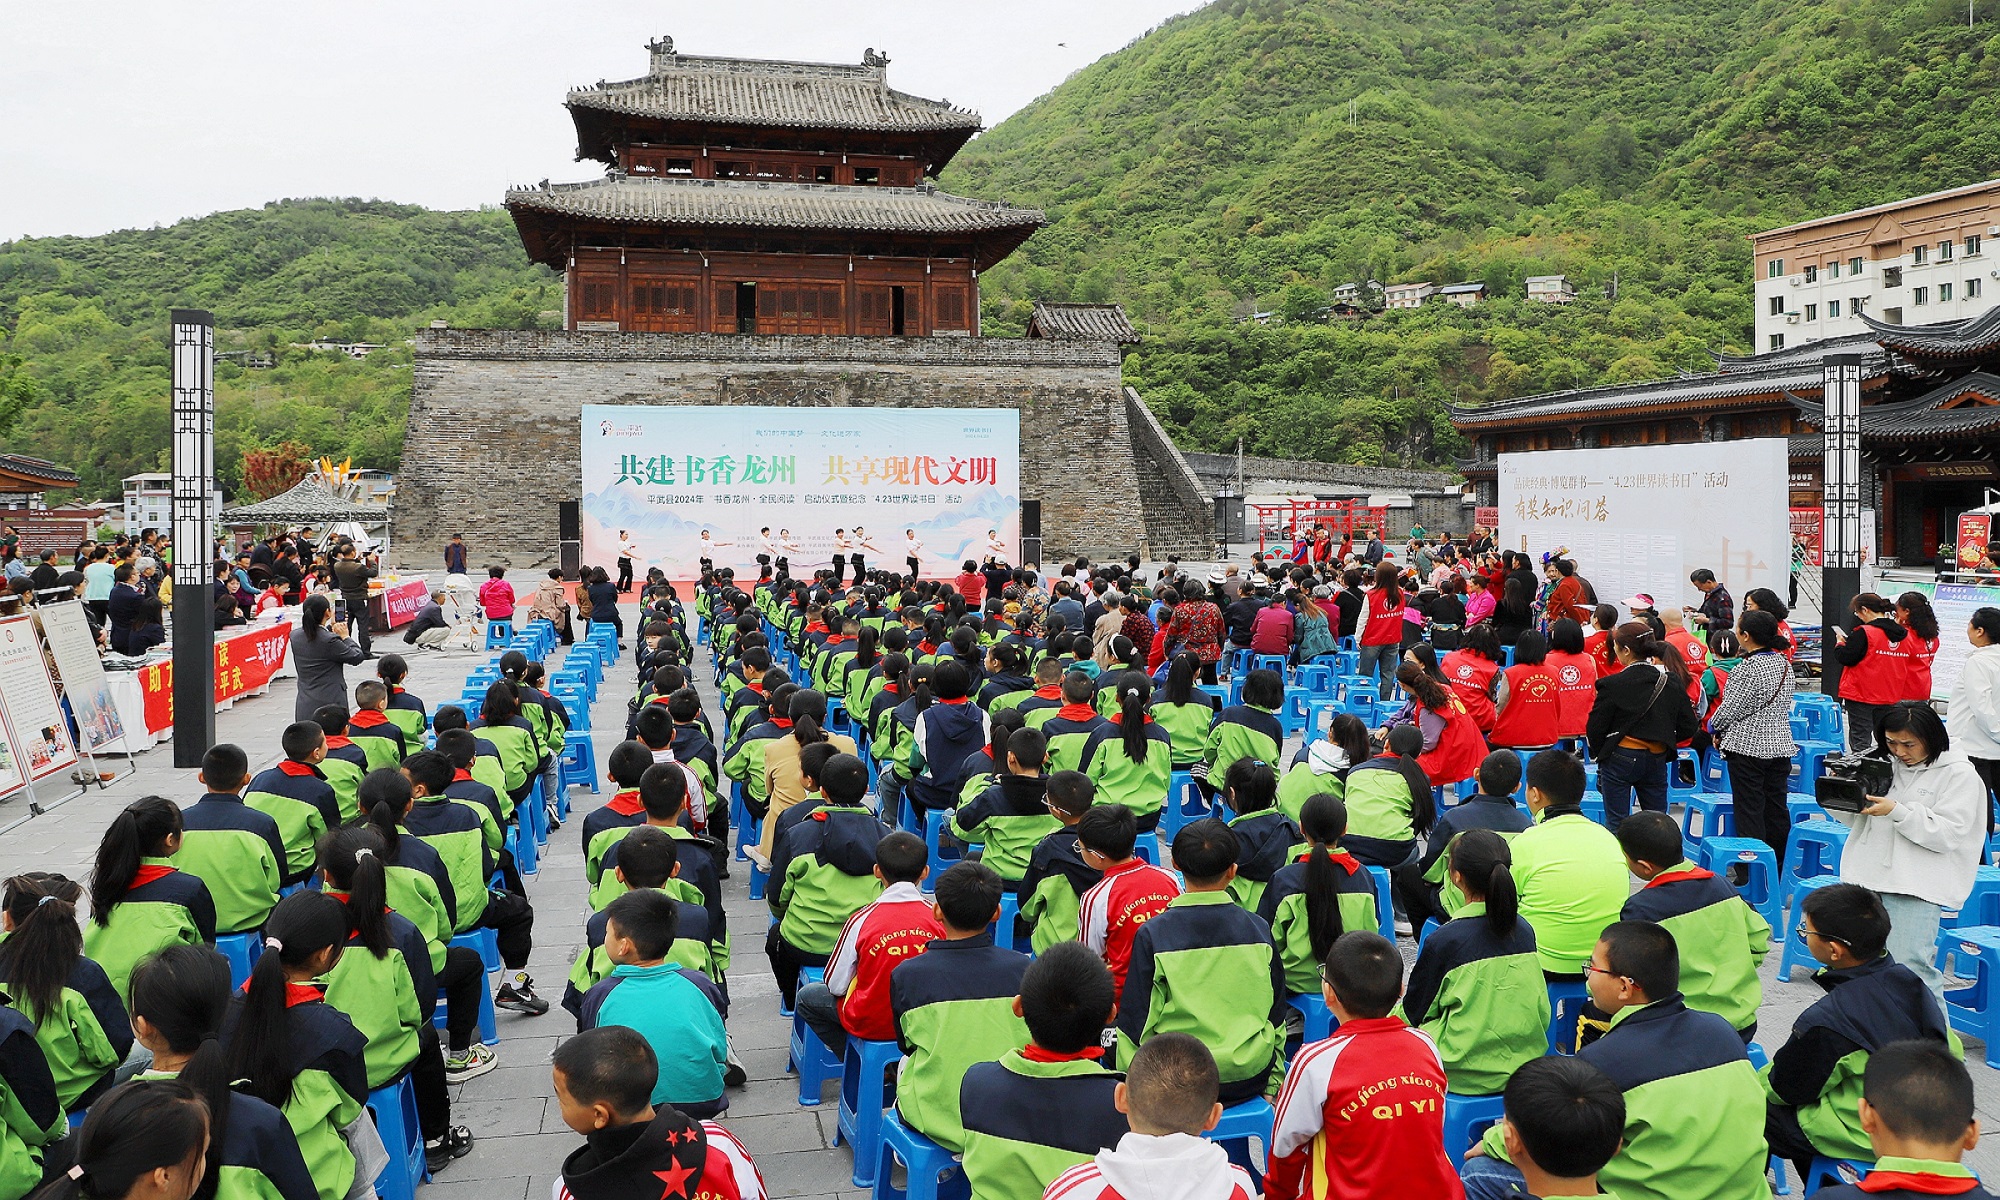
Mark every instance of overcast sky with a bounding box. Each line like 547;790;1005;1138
0;1;1198;242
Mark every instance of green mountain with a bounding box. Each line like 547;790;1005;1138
5;0;2000;493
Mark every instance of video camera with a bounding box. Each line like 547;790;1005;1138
1814;752;1894;814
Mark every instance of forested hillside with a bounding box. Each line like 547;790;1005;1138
5;0;2000;492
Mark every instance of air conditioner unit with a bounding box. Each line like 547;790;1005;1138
1988;225;1999;235
1786;313;1800;323
1788;276;1803;287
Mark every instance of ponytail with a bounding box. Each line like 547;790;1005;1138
497;649;529;682
790;690;830;747
854;625;880;670
228;890;349;1108
128;946;235;1200
1450;829;1518;938
364;797;402;858
1164;651;1198;706
987;708;1024;770
90;797;181;928
0;874;84;1021
27;1079;208;1200
909;663;935;713
1116;671;1150;764
318;827;392;958
1298;793;1351;963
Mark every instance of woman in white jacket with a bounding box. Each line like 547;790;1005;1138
1946;606;2000;820
1834;700;1987;1007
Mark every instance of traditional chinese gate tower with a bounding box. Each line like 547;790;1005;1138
505;39;1044;336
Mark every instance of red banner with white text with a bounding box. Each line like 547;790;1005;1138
137;622;292;735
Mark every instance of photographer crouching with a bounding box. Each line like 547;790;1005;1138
1822;701;1986;1008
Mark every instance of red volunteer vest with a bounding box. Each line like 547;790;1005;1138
1544;649;1598;738
1359;588;1405;646
1416;693;1486;786
1903;630;1940;702
1488;663;1563;748
1841;623;1904;705
1440;650;1500;731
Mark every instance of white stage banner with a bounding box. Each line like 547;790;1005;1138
581;405;1021;579
1498;439;1791;622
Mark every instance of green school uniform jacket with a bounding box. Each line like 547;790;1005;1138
888;934;1032;1154
1397;903;1550;1095
579;963;729;1110
470;716;538;797
1148;698;1216;767
134;1069;317;1200
1223;809;1304;914
772;804;890;955
1079;721;1175;821
581;791;648;887
222;989;369;1200
318;905;436;1089
1031;705;1113;776
381;839;454;975
1113;891;1285;1098
1254;850;1381;997
1510;808;1630;975
0;957;130;1112
243;762;343;885
403;797;496;933
0;1004;64;1200
960;1050;1127;1200
176;792;286;935
1620;861;1770;1033
345;711;408;771
82;861;216;1004
1479;995;1773;1200
317;739;369;823
465;747;513;820
1276;753;1345;825
952;775;1058;883
1342;753;1427;845
1018;827;1095;955
1206;704;1282;782
384;688;427;741
722;719;788;806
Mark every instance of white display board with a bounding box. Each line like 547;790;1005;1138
36;603;126;753
1498;439;1791;622
0;614;78;787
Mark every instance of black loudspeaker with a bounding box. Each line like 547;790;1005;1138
558;501;581;541
560;541;581;580
1021;500;1042;538
1021;537;1043;567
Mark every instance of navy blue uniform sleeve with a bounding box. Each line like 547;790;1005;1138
397;923;438;1025
578;977;617;1031
1402;937;1449;1028
241;1092;320;1200
0;1025;59;1133
187;880;218;944
1769;1024;1859;1108
1115;928;1157;1045
76;959;135;1066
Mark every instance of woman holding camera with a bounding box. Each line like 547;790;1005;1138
1706;611;1795;857
1831;701;1986;1007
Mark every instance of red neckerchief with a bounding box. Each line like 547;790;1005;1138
935;696;970;706
1056;702;1098;720
349;710;390;729
452;768;473;782
277;760;318;778
1294;847;1363;874
283;982;323;1008
1857;1174;1980;1195
744;683;765;698
1033;684;1062;699
607;789;645;816
1116;714;1156;726
1021;1044;1104;1063
388;685;405;696
131;864;177;889
917;640;939;655
771;717;794;729
1645;867;1716;888
323;734;354;750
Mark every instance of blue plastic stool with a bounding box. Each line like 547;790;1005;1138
749;860;769;902
873;1110;969;1200
787;1005;843;1106
1781;820;1848;904
1788;794;1824;826
1546;979;1590;1054
730;783;758;862
484;620;514;650
559;738;600;794
1133;839;1160;866
1580;792;1606;826
1681;793;1733;845
365;1075;429;1200
1701;750;1733;794
1201;1097;1274;1176
992;891;1027;953
921;808;971;893
1279;687;1314;738
1159;770;1206;841
1698;837;1784;932
557;694;591;732
837;1038;903;1186
1943;865;2000;930
438;928;500;1046
1778;876;1842;984
215;931;262;989
827;699;855;740
1252;654;1290;680
1286;993;1335;1043
1667;748;1703;810
1938;926;2000;1066
1295;664;1336;700
1790;740;1843;791
1442;1092;1507;1170
1364;866;1395;941
1804;1158;1874;1192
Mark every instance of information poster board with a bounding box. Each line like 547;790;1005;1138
35;603;125;753
0;614;79;785
1498;439;1791;621
1892;580;2000;703
580;405;1021;579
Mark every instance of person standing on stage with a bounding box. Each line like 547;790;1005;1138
757;527;776;579
697;529;729;574
985;529;1008;561
778;529;801;576
616;530;639;593
852;527;880;585
832;528;852;585
904;530;924;581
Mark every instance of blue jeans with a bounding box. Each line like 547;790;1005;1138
1459;1153;1526;1200
1357;642;1397;701
1598;744;1668;834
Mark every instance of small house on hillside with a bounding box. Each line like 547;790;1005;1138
1384;281;1436;309
1526;276;1577;304
1437;282;1487;307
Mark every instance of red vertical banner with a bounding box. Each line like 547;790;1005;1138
1960;513;1993;571
1790;507;1824;567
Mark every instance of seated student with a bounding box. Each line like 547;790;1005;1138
1116;819;1284;1104
402;750;502;931
1079;673;1175;829
577;890;729;1119
1044;1033;1259;1200
1032;671;1114;776
1398;830;1549;1098
376;654;427;741
1462;921;1772;1200
978;643;1036;711
315;828;475;1167
312;704;371;822
1011;657;1068;723
1812;1040;1994;1200
1395;749;1531;935
1765;883;1953;1182
1214;759;1302;912
723;679;798;831
767;753;893;1010
432;705;512;819
905;660;992;816
795;831;941;1058
1020;772;1101;954
958;710;1027;812
1508;749;1627;998
552;1026;766;1200
244;723;344;887
469;680;541;806
434;728;508;846
173;744;285;936
42;1081;210;1200
760;690;857;858
565;828;717;1018
345;679;410;771
760;742;843;875
0;874;131;1112
1204;668;1284;787
1268;931;1459;1200
1257;793;1381;999
593;762;730;959
1341;724;1436;871
1483;1057;1627;1200
1616;811;1769;1040
1276;712;1371;823
127;945;318;1200
954;728;1059;886
888;861;1031;1153
961;943;1129;1200
1079;804;1183;997
223;891;372;1200
83;796;216;1004
581;741;656;890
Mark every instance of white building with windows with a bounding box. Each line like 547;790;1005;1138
1752;178;2000;352
121;473;223;538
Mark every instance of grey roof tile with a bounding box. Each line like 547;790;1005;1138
567;53;982;133
505;176;1044;235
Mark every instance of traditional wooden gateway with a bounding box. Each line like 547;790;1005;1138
1449;312;2000;566
505;38;1044;337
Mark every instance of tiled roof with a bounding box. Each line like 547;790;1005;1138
1713;332;1885;371
1447;361;1837;427
567;52;982;135
222;476;386;522
1790;371;2000;441
0;454;78;490
1027;303;1140;344
506;176;1044;236
1859;307;2000;360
